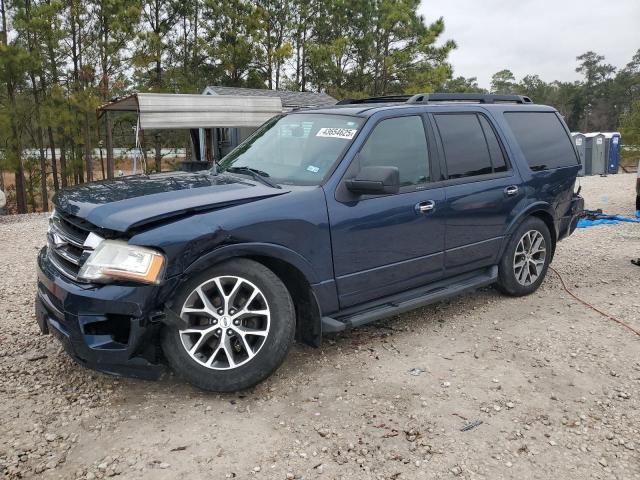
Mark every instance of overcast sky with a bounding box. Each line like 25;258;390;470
419;0;640;88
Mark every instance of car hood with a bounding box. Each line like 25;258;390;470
53;171;289;233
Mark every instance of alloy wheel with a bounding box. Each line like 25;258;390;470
179;275;270;370
513;230;547;286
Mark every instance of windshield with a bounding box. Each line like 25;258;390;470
218;113;364;186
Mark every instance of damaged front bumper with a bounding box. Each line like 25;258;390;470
35;247;182;380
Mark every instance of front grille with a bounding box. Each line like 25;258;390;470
47;211;99;281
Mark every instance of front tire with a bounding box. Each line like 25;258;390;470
162;258;295;392
496;217;552;296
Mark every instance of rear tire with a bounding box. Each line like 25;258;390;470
496;217;552;297
162;258;295;392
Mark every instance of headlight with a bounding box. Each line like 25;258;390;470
78;240;165;284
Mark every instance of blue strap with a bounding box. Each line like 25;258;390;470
577;215;640;228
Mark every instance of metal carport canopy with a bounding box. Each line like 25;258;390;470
98;93;283;130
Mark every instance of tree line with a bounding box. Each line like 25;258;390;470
487;51;640;135
0;0;638;214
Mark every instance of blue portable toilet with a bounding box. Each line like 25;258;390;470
571;133;586;176
602;132;621;174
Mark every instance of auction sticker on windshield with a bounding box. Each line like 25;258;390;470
316;127;358;139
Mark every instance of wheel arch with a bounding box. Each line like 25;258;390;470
246;256;322;347
182;243;323;347
501;204;558;260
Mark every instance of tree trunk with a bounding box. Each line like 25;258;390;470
192;0;199;69
25;0;49;211
14;169;27;213
382;36;390;95
99;145;105;179
83;112;93;182
38;69;59;192
266;18;273;89
26;170;36;213
140;131;148;174
44;1;60;191
100;10;109;99
60;143;68;188
2;0;27;213
29;75;49;211
182;15;188;76
154;0;162;88
76;145;84;183
5;93;27;213
154;132;162;173
70;2;80;185
295;39;301;89
105;111;115;178
301;28;307;91
47;126;59;191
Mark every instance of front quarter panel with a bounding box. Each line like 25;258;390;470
128;186;333;284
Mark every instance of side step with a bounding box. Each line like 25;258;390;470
321;266;498;333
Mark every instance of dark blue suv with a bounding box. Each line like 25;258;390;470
36;93;584;391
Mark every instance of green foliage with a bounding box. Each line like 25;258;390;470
620;100;640;146
303;0;455;98
490;69;517;94
0;41;31;172
488;49;640;131
441;76;485;94
576;51;615;86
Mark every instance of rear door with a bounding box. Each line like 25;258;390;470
431;111;523;277
327;114;446;308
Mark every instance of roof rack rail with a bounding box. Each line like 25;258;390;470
406;93;533;104
336;93;533;105
336;95;412;105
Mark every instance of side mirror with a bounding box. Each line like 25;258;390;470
345;166;400;195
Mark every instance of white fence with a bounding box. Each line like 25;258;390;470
19;148;188;160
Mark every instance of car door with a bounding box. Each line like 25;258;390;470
431;111;523;277
326;114;446;308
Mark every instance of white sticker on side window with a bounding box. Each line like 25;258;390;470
316;127;358;139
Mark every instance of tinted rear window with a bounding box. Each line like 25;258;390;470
434;114;493;179
504;112;578;170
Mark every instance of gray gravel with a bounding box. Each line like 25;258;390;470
1;174;639;480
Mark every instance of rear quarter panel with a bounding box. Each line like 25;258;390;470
484;106;580;239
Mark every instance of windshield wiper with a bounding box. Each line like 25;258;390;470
225;166;281;189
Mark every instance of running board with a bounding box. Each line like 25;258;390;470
321;266;498;333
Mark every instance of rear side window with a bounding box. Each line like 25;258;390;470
434;114;493;179
504;112;579;170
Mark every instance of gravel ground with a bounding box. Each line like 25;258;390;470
1;173;639;480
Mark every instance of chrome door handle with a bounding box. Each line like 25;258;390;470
504;185;519;197
415;200;435;214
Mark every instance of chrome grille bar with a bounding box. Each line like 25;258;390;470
50;216;85;248
46;210;98;281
